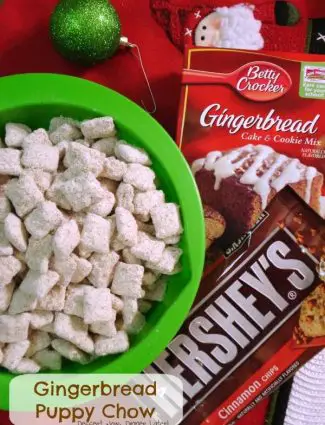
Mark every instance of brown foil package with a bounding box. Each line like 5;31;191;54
145;188;325;425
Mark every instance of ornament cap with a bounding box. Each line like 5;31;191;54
120;36;134;48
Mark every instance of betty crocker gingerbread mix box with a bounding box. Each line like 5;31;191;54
143;50;325;425
177;49;325;249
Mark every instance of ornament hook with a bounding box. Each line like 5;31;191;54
120;37;157;115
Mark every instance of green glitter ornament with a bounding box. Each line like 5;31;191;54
50;0;121;65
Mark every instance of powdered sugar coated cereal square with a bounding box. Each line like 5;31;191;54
12;358;41;374
21;143;59;173
51;339;90;365
150;203;182;239
26;330;51;357
0;223;14;256
92;138;117;156
88;252;119;288
46;173;71;210
30;311;54;330
32;348;62;371
123;164;156;191
115;141;152;165
111;262;144;298
64;284;87;318
54;312;94;354
37;286;66;312
88;190;115;217
134;190;165;218
130;231;165;263
94;331;129;356
115;207;138;247
0;255;21;286
146;247;182;274
2;340;30;370
61;172;105;212
64;142;105;176
83;287;113;324
70;256;92;283
89;310;117;338
80;213;111;254
25;235;53;273
8;289;38;315
50;123;82;145
5;123;31;148
81;117;115;139
52;255;77;287
22;169;52;193
53;220;80;260
0;282;15;313
5;175;44;217
121;297;137;327
0;149;22;176
25;201;63;240
49;116;80;133
20;270;59;299
102;157;127;181
22;129;52;147
0;190;11;222
124;312;145;335
33;171;54;194
116;183;135;212
0;313;30;343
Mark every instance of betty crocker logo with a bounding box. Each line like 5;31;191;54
182;61;292;102
234;61;292;101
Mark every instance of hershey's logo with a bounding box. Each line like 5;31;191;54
148;229;317;417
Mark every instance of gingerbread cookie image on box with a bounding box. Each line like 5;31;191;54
192;144;324;246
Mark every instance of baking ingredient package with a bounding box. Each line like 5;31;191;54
144;49;325;425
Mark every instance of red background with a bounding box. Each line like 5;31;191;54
0;0;324;424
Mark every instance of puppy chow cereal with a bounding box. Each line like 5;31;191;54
0;115;183;373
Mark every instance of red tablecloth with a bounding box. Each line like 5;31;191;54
1;0;308;423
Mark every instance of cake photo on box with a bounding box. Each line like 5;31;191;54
192;144;324;247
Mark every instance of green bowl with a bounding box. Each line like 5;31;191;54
0;74;205;410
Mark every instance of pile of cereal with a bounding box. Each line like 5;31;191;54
0;116;183;373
